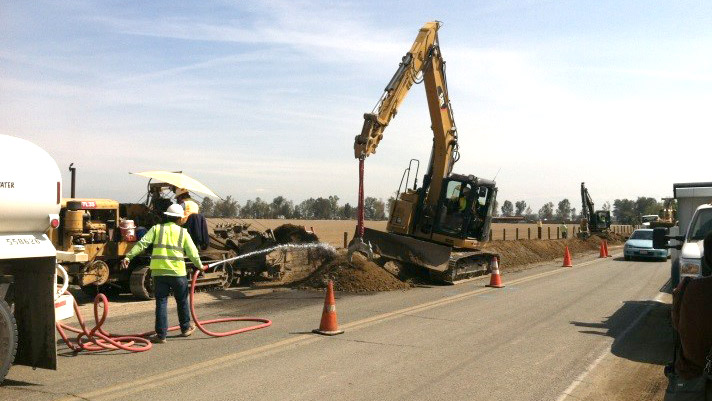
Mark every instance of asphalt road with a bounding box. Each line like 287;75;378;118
1;251;670;401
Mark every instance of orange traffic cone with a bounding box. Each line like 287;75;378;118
563;246;573;267
599;241;607;258
604;240;612;257
313;280;344;336
486;256;505;288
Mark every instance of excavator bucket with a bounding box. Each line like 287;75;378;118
361;228;452;272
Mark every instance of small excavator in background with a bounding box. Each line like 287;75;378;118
349;21;498;283
579;182;611;237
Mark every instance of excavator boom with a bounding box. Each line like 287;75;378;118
353;21;459;212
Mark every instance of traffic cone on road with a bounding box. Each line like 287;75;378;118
599;241;607;258
604;240;612;257
313;280;344;336
563;246;573;267
486;256;505;288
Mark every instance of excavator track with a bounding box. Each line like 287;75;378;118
430;250;498;284
361;228;498;284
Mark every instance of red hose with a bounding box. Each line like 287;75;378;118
56;270;272;353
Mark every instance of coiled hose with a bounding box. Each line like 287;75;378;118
56;270;272;352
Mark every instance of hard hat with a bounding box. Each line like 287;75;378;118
175;188;189;197
164;203;184;217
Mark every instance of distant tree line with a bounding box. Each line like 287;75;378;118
198;195;391;220
199;194;671;224
612;197;674;225
493;199;578;221
494;196;667;224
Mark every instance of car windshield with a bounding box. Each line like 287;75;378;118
630;230;653;240
688;208;712;240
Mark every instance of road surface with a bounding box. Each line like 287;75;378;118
1;251;671;401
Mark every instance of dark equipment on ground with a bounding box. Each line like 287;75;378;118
579;182;611;238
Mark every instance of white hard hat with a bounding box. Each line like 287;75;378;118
164;203;184;217
175;188;189;197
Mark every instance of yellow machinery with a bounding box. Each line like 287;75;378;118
650;197;677;228
49;181;233;300
350;21;498;282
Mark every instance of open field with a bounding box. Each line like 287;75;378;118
207;218;634;247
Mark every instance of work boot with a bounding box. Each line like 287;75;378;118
180;325;196;337
151;335;167;344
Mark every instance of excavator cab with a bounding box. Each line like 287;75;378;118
434;174;496;240
592;210;611;231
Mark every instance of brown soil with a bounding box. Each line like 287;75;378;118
293;250;411;293
272;224;319;244
481;235;622;272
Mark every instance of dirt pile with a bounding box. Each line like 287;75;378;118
595;231;627;243
273;224;319;244
294;250;411;292
482;235;620;272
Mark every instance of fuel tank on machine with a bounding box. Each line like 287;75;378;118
0;134;61;234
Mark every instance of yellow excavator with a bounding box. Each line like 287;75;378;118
349;21;498;283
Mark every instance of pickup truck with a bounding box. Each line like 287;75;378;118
653;182;712;287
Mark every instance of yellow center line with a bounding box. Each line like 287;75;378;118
54;253;617;401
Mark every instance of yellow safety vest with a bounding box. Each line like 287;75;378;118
126;222;202;277
458;197;467;212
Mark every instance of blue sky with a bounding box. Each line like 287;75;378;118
2;1;711;211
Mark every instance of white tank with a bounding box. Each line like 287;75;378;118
0;135;62;233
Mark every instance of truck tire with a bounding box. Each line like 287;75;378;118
0;299;17;383
702;260;711;277
130;267;154;300
671;260;680;289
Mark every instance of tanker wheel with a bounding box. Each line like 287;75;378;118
0;299;17;383
130;266;154;300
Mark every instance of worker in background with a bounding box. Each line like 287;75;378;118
176;187;209;250
121;203;206;344
668;231;712;397
537;220;543;239
560;222;568;239
175;188;199;225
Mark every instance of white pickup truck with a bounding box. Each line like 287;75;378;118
653;182;712;287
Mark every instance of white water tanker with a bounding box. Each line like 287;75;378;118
0;134;64;382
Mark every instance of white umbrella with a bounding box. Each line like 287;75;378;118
131;171;219;198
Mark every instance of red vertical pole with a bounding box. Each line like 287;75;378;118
357;157;365;238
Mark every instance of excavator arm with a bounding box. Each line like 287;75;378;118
354;22;439;158
581;182;595;222
353;21;459;210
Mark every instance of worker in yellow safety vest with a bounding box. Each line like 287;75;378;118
121;203;206;343
458;186;471;212
175;188;199;225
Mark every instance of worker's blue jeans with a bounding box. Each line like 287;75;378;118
154;275;192;339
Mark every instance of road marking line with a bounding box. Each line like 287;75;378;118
56;253;618;401
554;290;665;401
